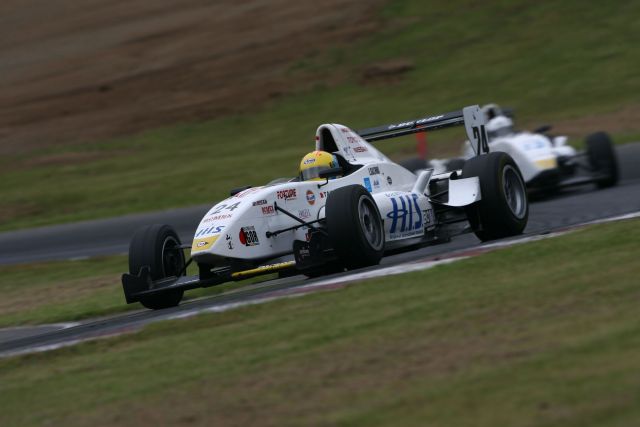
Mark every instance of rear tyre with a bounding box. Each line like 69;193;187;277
462;152;528;241
325;185;384;269
129;224;185;309
585;132;618;188
446;157;466;172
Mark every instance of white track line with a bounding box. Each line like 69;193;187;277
2;210;639;358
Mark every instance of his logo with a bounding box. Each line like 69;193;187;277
368;166;380;175
386;194;423;235
195;225;225;237
261;205;275;215
196;241;208;248
306;190;316;205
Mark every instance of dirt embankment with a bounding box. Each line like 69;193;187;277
0;0;385;155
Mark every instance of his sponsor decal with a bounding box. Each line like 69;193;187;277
387;176;393;185
386;194;425;240
191;235;219;252
277;189;297;200
424;208;435;230
239;226;260;246
195;225;225;238
298;208;311;219
368;166;380;175
225;234;234;250
346;136;359;144
252;199;267;206
353;146;368;153
319;191;329;199
363;177;373;192
261;205;275;215
306;190;316;205
373;177;381;189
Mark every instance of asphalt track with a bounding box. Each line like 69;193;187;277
0;143;639;356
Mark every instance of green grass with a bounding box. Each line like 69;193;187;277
2;0;640;231
1;218;639;427
0;254;275;327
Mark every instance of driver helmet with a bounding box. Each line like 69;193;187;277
486;115;514;140
482;103;504;121
299;150;339;181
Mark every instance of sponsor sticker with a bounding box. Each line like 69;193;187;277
387;176;393;185
368;166;380;175
353;146;368;153
239;226;260;246
306;190;316;205
319;191;329;199
191;235;219;252
235;187;261;198
373;177;381;189
202;214;232;223
303;158;316;165
195;225;225;238
225;234;234;250
277;189;297;200
298;208;311;219
261;205;275;215
252;199;267;206
363;177;373;192
386;194;425;240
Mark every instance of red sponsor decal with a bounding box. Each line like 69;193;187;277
261;205;275;215
277;189;297;200
353;146;368;153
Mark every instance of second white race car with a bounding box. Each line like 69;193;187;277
408;104;619;195
122;105;529;310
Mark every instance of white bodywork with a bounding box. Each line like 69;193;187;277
461;131;576;182
190;123;482;265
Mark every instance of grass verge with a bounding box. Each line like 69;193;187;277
0;255;273;328
1;0;640;231
1;218;638;426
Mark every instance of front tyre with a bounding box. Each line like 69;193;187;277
462;152;528;241
325;185;384;269
129;224;185;309
586;132;618;188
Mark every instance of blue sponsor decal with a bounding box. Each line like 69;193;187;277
363;177;373;192
195;225;225;237
386;194;423;234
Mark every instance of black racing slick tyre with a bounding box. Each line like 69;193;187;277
462;152;528;241
129;224;185;309
585;132;618;188
325;185;384;270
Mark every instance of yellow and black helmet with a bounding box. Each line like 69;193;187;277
299;150;340;181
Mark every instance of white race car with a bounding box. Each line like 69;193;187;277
420;105;619;194
122;105;529;309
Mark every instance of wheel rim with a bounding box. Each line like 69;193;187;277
358;196;384;251
162;236;184;277
502;165;527;219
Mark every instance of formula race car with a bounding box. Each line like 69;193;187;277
408;105;619;194
122;105;529;309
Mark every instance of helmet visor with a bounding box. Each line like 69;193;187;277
301;165;331;181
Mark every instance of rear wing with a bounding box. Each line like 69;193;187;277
356;105;489;156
